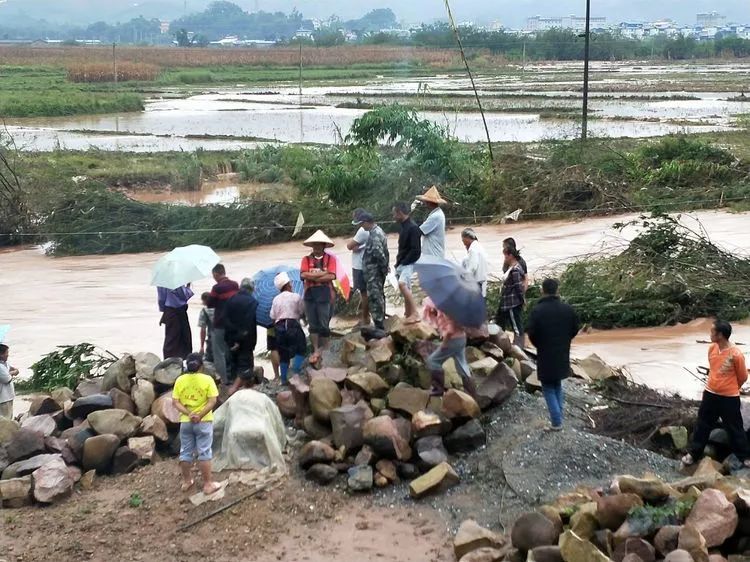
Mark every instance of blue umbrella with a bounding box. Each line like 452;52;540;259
252;265;304;328
414;255;486;328
0;325;9;343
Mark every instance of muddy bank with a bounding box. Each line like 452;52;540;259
3;210;749;396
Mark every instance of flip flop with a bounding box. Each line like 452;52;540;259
203;482;223;495
181;479;195;492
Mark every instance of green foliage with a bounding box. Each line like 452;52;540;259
628;499;695;530
0;92;143;118
308;147;380;204
23;343;117;392
173;70;215;84
129;492;143;508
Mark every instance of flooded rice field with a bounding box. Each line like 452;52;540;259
5;61;748;151
3;210;749;399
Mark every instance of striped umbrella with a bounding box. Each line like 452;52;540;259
252;265;304;328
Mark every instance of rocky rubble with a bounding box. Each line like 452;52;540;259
0;352;194;507
452;463;750;561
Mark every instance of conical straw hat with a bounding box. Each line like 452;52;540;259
416;185;447;205
303;229;335;248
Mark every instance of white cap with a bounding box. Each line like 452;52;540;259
274;272;291;292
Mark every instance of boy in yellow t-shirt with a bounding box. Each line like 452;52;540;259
172;353;221;495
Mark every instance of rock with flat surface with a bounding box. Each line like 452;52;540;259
0;417;20;445
299;441;335;469
415;436;448;470
363;416;412;461
470;357;499;378
512;511;561;552
32;457;74;504
153;357;183;386
613;538;655;562
3;453;63;479
20;414;57;437
653;526;682;556
678;524;708;562
454;519;506;559
69;394;113;420
346;371;389;398
309;378;342;423
574;353;617;381
28;396;61;416
617;475;674;502
75;378;103;398
387;386;430;417
151;392;181;426
409;462;459;499
559;530;611;562
391;319;438;344
442;389;481;420
87;409;142;440
5;428;46;463
303;415;331;440
685;488;737;548
101;354;135;393
0;476;32;507
375;459;397;482
138;414;168;442
131;379;156;418
347;465;373;492
82;433;120;473
134;352;160;382
529;546;564;562
330;402;373;453
309;367;348;384
445;419;486;454
475;363;518;410
367;336;395;365
412;410;451;439
664;551;695;562
109;388;136;414
128;436;155;463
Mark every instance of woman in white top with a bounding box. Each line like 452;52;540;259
0;344;18;419
461;228;489;297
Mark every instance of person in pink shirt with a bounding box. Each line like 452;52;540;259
422;297;477;399
270;272;307;384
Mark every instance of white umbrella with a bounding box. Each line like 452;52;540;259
150;245;221;290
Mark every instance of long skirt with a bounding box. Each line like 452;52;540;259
161;306;192;359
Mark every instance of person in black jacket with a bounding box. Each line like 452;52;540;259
224;277;259;395
393;202;422;323
526;278;580;431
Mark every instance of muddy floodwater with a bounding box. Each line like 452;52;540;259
5;61;749;151
3;210;749;399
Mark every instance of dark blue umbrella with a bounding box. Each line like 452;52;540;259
252;265;304;328
414;255;486;328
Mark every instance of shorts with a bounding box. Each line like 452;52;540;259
353;269;367;293
266;328;278;352
396;264;414;289
179;421;213;462
305;299;332;337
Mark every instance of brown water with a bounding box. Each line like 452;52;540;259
125;177;294;205
3;210;749;398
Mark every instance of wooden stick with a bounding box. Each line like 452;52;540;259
606;395;672;409
177;482;270;533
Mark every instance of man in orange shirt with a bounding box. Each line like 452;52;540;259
682;320;750;468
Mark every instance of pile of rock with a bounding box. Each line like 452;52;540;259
456;464;750;561
0;352;188;507
279;318;529;495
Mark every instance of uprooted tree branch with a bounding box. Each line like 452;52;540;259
0;128;30;246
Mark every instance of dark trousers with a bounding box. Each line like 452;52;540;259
690;390;750;461
161;306;192;360
228;335;255;382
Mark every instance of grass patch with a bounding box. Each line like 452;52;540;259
0;92;143;118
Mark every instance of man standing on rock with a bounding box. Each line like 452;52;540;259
300;230;337;365
207;264;239;385
224;278;258;395
157;284;194;360
360;211;390;332
526;279;580;431
682;320;750;469
347;208;371;326
416;186;446;258
393;202;421;323
0;344;18;419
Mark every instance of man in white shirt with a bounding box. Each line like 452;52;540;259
347;209;371;326
461;228;489;297
416;186;446;258
0;344;18;419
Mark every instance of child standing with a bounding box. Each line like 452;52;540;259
172;353;221;495
0;344;18;419
270;272;307;385
422;298;478;400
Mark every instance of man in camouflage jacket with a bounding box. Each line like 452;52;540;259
360;211;390;331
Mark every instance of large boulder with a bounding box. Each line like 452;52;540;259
470;357;499;378
303;415;331;440
87;409;142;440
20;414;57;437
101;354;135;393
82;434;120;473
131;379;156;418
62;424;95;460
575;354;618;381
412;410;452;439
363;416;412;461
459;548;507;562
442;389;481;420
50;387;75;409
346;371;389;398
653;526;682;556
391;319;438;344
309;378;342;423
0;417;20;445
367;336;395;365
6;428;46;463
596;494;644;531
309;367;348;384
0;476;32;508
559;530;611;562
415;436;448;470
128;436;155;464
151;392;181;426
512;512;561;552
475;363;517;410
109;388;136;414
153;358;183;386
409;462;459;499
445;419;486;454
678;524;709;562
69;394;113;419
138;415;168;442
387;386;431;417
45;436;77;465
32;457;74;504
617;475;674;502
454;519;507;559
529;546;564;562
133;351;161;382
299;441;335;469
330;402;374;453
3;453;63;479
664;551;696;562
28;396;61;416
75;378;103;398
685;488;738;548
276;390;297;418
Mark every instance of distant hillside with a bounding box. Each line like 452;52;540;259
0;0;206;24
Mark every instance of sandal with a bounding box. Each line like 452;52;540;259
681;453;695;466
203;482;222;495
181;479;195;492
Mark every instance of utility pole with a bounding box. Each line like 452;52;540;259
298;41;303;99
581;0;591;141
112;43;118;88
522;39;526;73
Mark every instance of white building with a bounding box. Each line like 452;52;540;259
697;12;726;27
525;15;606;32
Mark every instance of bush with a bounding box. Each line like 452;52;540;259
22;343;117;392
